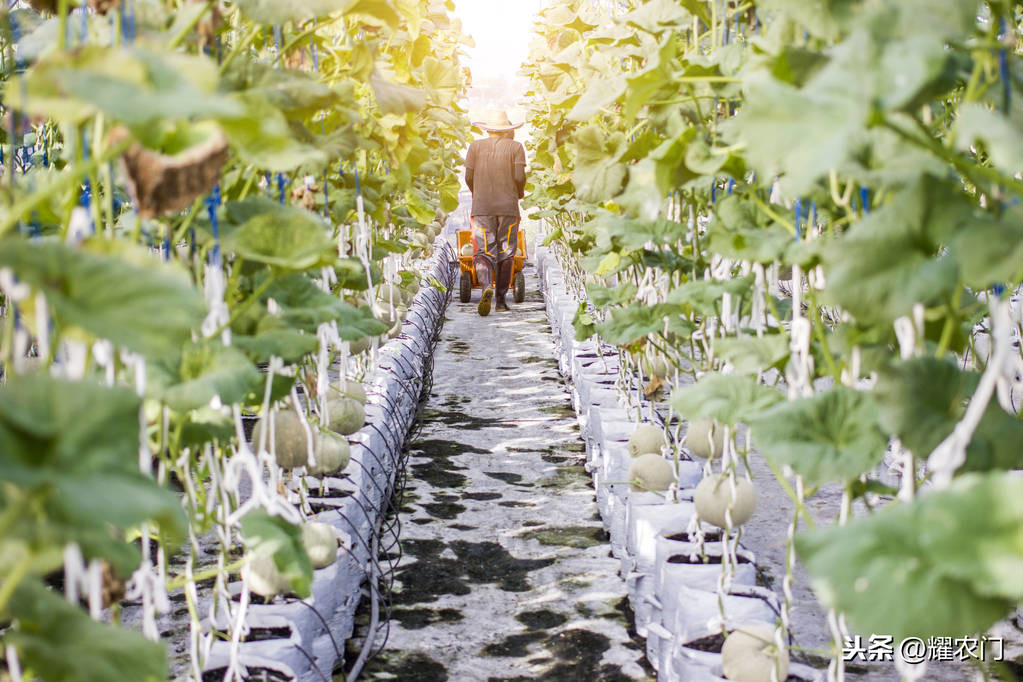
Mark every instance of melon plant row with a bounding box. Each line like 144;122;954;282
524;0;1023;677
0;0;469;679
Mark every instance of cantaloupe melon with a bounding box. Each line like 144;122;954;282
337;381;367;403
628;424;666;457
256;409;312;470
301;522;339;569
694;473;756;528
628;453;675;492
721;624;789;682
460;242;474;258
247;553;290;598
687;417;725;459
325;393;366;435
308;431;350;477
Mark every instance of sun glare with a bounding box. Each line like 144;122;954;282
453;0;544;122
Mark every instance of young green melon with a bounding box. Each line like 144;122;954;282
687;417;725;459
247;553;291;599
694;473;757;528
721;624;789;682
348;336;372;355
307;431;350;477
409;231;430;248
385;312;406;339
371;298;407;324
301;522;339;569
643;354;670;378
628;424;666;458
257;410;311;470
627;453;676;492
326;396;366;435
337;381;367;403
377;283;412;307
460;242;474;258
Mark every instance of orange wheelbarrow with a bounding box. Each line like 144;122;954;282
457;229;526;304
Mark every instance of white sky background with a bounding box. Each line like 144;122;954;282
453;0;544;120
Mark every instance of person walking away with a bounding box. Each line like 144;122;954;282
464;110;526;316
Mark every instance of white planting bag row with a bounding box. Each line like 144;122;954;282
536;243;823;682
202;240;455;682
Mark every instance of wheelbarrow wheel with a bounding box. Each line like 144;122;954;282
513;271;526;303
459;271;473;303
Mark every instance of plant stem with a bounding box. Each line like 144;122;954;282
0;551;32;613
168;0;213;49
5;139;130;240
884;117;1023;198
213;272;279;339
166;557;246;592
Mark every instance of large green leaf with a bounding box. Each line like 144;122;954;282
671;373;783;425
6;579;167;682
751;387;887;486
715;334;790;375
874;357;1023;472
621;0;692;34
955;104;1023;179
583;212;688;252
4;47;239;128
233;329;319;364
221;199;335;270
705;195;791;263
0;240;204;360
240;509;312;598
370;70;428;115
149;341;262;411
261;273;388;339
0;375;186;573
571;124;628;203
0;374;139;475
796;473;1022;641
666;275;755;316
218;93;326;171
821;182;960;324
233;0;353;24
567;76;626;121
947;204;1023;290
421;57;461;107
593;302;687;345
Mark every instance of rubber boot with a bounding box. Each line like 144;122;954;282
495;259;513;312
475;258;494;316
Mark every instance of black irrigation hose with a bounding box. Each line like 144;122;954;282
346;450;390;516
344;261;450;676
286;598;342;662
291;641;332;682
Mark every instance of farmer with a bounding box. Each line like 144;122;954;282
464;110;526;316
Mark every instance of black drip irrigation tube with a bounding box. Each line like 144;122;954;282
201;240;455;682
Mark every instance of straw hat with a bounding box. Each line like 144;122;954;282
472;110;524;132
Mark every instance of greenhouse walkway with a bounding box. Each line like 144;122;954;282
355;260;653;681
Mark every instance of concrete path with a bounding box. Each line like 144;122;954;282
358;260;653;682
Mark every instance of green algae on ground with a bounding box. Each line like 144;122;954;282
539;402;577;418
535;464;588;490
355;650;449;682
422;501;467;519
407;439;487;489
460;491;503;501
515;609;568;631
523;525;607;549
390;607;464;630
483;471;532;486
480;631;547;657
420;407;516;430
391;539;555;606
